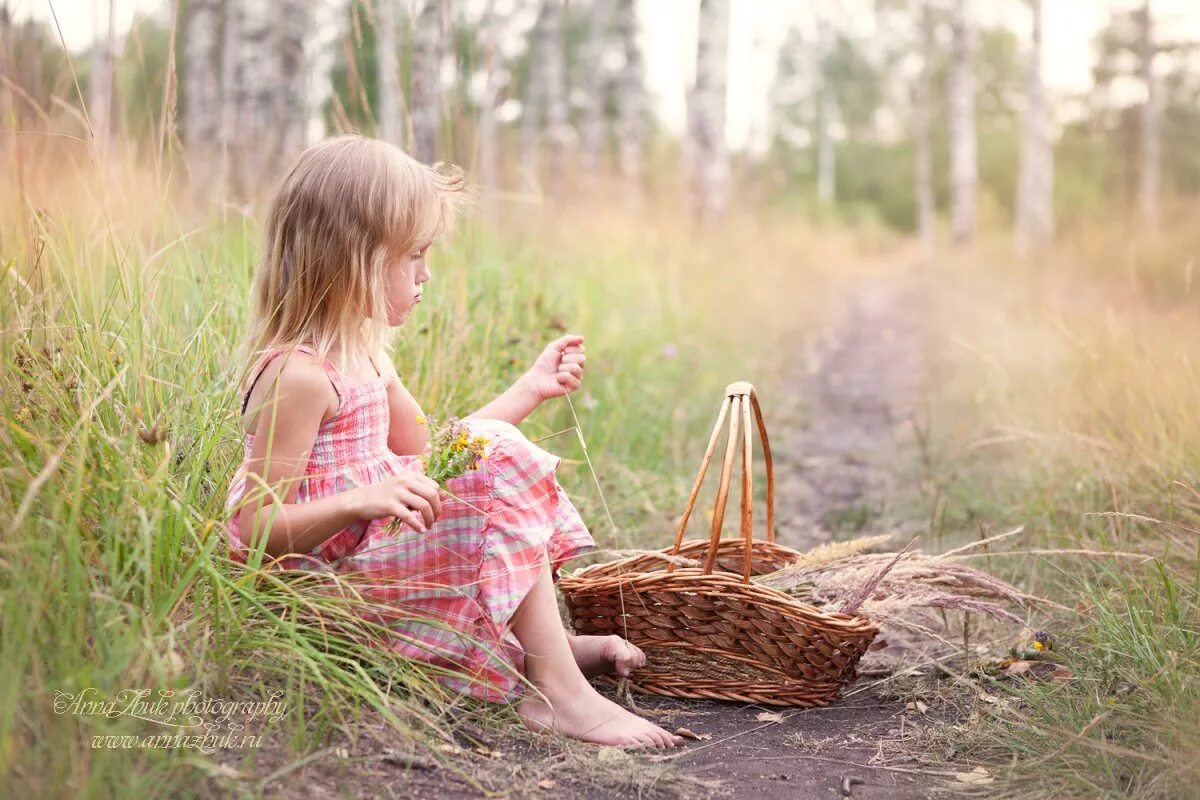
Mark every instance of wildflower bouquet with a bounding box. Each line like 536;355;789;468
417;415;489;487
382;415;490;535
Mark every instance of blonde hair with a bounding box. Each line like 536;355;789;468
239;134;467;378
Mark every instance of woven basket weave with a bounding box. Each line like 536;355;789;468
561;381;878;707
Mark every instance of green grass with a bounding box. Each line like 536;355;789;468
0;147;858;797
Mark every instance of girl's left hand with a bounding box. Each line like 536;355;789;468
520;334;586;401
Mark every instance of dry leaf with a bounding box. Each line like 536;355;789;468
1004;660;1035;676
756;711;786;723
674;727;711;741
537;779;557;790
1051;668;1074;681
955;767;994;785
437;743;464;755
976;692;1001;704
905;700;929;714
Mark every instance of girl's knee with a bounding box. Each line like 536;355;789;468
464;418;529;452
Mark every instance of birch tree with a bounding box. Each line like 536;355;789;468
614;0;643;184
279;0;311;161
235;0;279;192
581;0;610;171
688;0;731;221
218;0;241;195
411;0;445;163
476;1;503;212
519;1;546;192
520;0;568;199
184;0;221;183
913;0;935;251
1014;0;1054;253
89;0;116;156
1139;0;1160;229
947;0;977;244
376;0;402;146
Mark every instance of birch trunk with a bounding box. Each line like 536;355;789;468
948;0;977;244
1139;0;1160;229
376;0;402;147
411;0;444;163
581;0;610;171
89;0;116;157
278;0;311;161
689;0;731;222
306;0;349;144
218;0;241;199
914;1;935;252
1015;0;1054;253
614;0;643;184
235;0;277;195
477;1;502;215
519;0;548;193
184;0;221;183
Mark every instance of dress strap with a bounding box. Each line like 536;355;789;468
292;344;349;405
240;343;346;419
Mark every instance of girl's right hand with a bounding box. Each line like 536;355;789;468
352;472;443;532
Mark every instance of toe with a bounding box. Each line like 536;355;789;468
633;645;647;669
654;724;682;748
640;722;669;749
623;733;652;750
609;636;637;676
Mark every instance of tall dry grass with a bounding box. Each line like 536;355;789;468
910;219;1200;799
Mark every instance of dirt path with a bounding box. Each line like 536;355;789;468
628;267;941;800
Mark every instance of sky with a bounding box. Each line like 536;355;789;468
11;0;1200;152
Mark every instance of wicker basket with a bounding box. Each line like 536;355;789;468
561;381;878;707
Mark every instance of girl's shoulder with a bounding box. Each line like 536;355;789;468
241;348;340;435
371;346;401;385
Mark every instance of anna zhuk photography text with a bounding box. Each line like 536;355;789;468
54;688;288;752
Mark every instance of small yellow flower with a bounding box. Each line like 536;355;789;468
415;414;427;425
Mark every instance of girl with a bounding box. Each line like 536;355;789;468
225;135;682;749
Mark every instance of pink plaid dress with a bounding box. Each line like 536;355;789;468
225;344;596;701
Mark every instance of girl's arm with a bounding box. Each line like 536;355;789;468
380;356;432;456
465;334;587;426
235;357;439;558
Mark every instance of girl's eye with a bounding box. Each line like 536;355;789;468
410;247;427;261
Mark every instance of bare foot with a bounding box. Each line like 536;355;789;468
567;634;647;678
518;677;683;749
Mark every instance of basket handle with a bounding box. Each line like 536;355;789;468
667;381;775;583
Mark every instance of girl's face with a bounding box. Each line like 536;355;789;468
384;240;432;325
